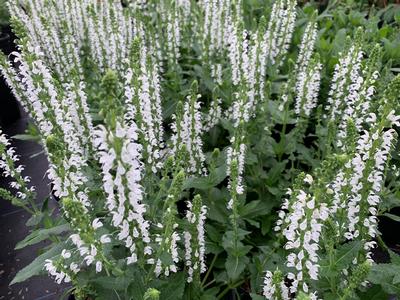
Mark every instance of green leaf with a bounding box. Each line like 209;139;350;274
225;254;249;281
250;294;264;300
265;161;287;187
12;134;40;141
240;200;273;218
205;189;228;224
128;274;146;300
25;213;43;227
222;230;251;252
183;165;227;190
320;241;362;279
15;224;70;250
369;263;400;296
335;241;362;269
95;290;121;300
91;276;131;291
389;250;400;265
11;242;65;285
357;284;388;300
382;213;400;222
159;251;174;266
156;272;186;300
199;287;219;300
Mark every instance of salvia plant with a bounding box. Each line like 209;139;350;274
1;0;400;299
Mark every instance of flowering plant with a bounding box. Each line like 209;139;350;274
1;0;400;299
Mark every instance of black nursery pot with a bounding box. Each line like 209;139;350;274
379;207;400;254
0;26;20;127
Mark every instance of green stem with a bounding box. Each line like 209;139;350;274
278;102;289;162
376;235;389;252
201;253;218;287
216;280;245;300
203;279;216;289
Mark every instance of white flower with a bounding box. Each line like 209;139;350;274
263;271;275;299
84;255;95;266
61;249;71;259
304;174;314;184
100;235;111;244
92;218;103;229
70;262;80;274
387;110;400;126
127;253;138;265
44;259;70;285
96;261;102;273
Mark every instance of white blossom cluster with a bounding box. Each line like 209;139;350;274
155;229;180;277
69;233;103;274
0;46;92;207
200;0;233;84
294;60;322;118
171;92;206;175
0;41;110;280
328;117;397;261
93;120;152;265
184;198;207;282
0;131;35;200
261;0;297;67
336;66;375;149
225;23;252;213
211;63;224;86
152;214;181;277
44;259;72;284
293;22;321;119
224;1;297;230
44;202;110;282
124;41;164;173
324;41;381;150
227;1;297;127
227;21;242;87
176;0;192;26
7;0;82;80
226;138;246;200
204;97;222;131
156;0;193;65
273;175;329;296
295;22;318;76
230;22;271;111
7;0;138;77
165;4;182;65
326;44;363;122
263;270;290;300
263;268;319;300
227;26;260;125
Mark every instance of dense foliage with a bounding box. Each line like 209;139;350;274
0;0;10;28
1;0;400;299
